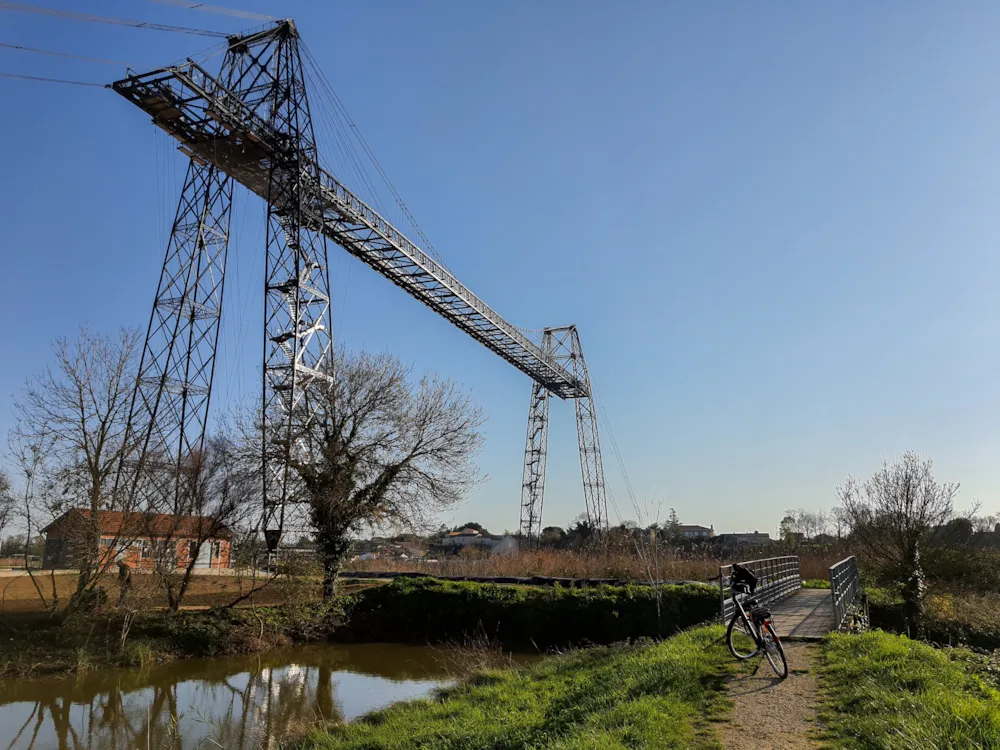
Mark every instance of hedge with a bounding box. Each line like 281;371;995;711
870;600;1000;651
341;576;719;649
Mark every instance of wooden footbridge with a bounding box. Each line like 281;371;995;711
719;555;862;641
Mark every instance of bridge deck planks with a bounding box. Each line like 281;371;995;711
770;588;836;640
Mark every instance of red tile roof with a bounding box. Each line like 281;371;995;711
43;508;232;539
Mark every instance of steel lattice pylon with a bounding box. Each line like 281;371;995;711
518;326;608;541
252;26;333;547
113;20;608;545
121;24;332;545
519;331;553;542
122;49;241;505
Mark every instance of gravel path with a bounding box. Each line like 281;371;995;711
719;642;822;750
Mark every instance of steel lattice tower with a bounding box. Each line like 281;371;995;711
519;326;608;542
113;20;607;544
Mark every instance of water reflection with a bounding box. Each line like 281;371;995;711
0;643;455;749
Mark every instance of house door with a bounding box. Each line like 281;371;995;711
194;542;212;568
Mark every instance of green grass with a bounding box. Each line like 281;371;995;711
820;630;1000;749
302;625;735;749
801;578;831;589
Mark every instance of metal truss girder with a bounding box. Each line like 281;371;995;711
111;58;587;400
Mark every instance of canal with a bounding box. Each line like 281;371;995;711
0;642;528;749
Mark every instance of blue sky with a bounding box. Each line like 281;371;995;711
1;2;999;536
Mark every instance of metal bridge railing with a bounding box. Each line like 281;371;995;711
719;555;801;622
829;556;862;631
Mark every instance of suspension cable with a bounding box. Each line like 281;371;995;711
149;0;274;22
0;2;229;37
0;71;105;87
0;41;132;66
301;41;454;272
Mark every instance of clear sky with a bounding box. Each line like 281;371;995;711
1;2;999;536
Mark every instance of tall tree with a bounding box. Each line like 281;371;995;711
278;349;485;598
837;451;957;635
11;327;140;610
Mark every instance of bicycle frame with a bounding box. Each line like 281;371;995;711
730;587;763;643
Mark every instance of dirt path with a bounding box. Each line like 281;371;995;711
718;642;823;750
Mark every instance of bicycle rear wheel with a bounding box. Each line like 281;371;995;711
726;613;759;660
761;622;788;679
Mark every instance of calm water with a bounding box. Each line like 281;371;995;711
0;642;490;749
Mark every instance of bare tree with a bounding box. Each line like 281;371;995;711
146;434;258;611
7;429;59;610
830;506;850;540
275;349;485;598
799;510;829;541
779;512;799;544
837;451;958;634
0;470;14;542
11;327;140;611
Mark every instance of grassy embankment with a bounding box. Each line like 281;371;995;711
303;624;735;750
0;599;350;676
820;630;1000;749
0;577;719;677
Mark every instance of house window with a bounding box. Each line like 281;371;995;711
100;538;113;548
187;540;199;559
139;540;151;559
213;541;222;558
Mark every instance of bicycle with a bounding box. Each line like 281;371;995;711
724;562;788;679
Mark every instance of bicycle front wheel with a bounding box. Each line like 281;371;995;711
761;622;788;679
726;613;759;660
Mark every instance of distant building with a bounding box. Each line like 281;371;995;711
440;528;484;548
717;531;771;546
41;508;231;571
677;524;715;539
439;528;519;556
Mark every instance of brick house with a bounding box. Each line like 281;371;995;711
41;508;232;571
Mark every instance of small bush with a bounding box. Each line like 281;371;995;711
74;647;94;673
802;579;831;589
342;577;719;649
123;640;157;668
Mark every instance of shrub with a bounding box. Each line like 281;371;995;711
868;589;1000;650
123;640;157;668
802;579;831;589
342;577;719;649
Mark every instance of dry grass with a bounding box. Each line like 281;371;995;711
345;546;843;583
0;572;378;613
927;591;1000;632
